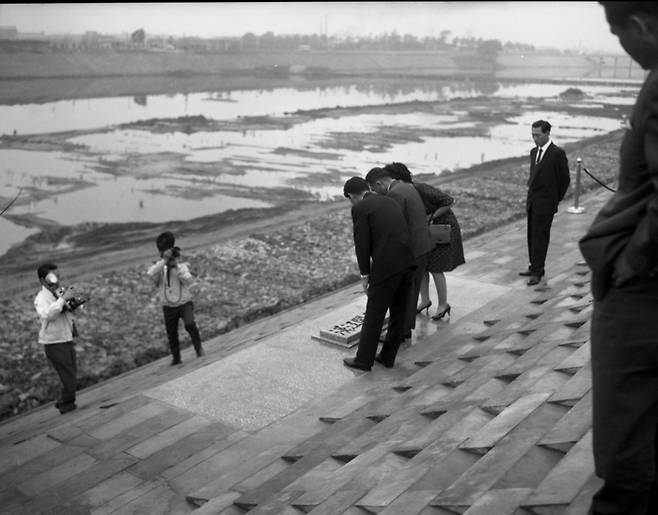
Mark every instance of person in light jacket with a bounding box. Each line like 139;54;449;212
147;231;204;365
34;262;81;414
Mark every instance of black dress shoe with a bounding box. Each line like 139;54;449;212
519;269;533;276
59;403;77;414
343;357;371;371
375;354;394;368
527;275;541;286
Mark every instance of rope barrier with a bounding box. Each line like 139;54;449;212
568;158;616;214
582;166;617;193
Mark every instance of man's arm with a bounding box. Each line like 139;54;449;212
352;204;371;276
556;149;571;201
617;83;658;282
34;292;68;321
147;258;165;286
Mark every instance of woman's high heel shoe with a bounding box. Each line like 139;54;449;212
432;304;451;321
416;300;432;315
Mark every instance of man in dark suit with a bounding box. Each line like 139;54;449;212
580;3;658;514
342;177;416;371
366;167;433;339
521;120;571;285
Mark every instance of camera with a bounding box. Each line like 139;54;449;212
57;284;91;311
171;246;180;259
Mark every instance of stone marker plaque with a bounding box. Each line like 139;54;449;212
312;312;388;348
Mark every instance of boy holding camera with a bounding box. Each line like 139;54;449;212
147;231;204;365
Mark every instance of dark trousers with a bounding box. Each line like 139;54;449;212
526;207;554;277
589;279;658;515
355;268;414;367
44;341;77;407
163;301;202;361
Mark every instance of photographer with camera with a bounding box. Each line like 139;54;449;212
34;262;87;414
147;231;204;365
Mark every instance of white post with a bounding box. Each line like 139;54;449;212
568;157;586;214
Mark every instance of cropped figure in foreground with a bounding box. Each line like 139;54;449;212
385;162;465;321
521;119;570;285
147;231;204;365
342;177;416;371
580;3;658;514
34;263;87;414
366;166;432;341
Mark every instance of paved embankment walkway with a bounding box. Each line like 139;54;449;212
0;189;609;514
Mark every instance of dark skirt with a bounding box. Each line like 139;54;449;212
427;210;465;273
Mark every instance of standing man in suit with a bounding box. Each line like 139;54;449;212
580;3;658;514
342;177;416;371
521;120;571;285
366;166;433;340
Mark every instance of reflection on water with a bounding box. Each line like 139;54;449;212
0;78;638;256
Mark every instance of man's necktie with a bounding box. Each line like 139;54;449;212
536;148;543;165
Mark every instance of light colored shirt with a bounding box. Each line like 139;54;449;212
536;139;553;164
34;286;74;344
147;259;194;307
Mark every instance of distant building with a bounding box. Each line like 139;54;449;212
0;25;18;40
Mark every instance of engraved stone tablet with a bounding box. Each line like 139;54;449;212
312;312;388;348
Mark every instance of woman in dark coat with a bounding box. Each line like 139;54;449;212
385;162;465;320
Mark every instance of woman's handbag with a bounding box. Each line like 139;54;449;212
429;223;451;246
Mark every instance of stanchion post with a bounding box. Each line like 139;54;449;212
568;157;586;214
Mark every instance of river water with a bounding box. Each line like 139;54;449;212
0;79;640;256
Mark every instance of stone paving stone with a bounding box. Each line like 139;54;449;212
160;430;249;481
182;443;290;503
461;393;552;454
191;491;241;515
292;444;408;511
481;366;570;414
374;490;439;515
522;429;595;509
88;408;190;460
16;452;98;497
86;400;172;441
554;341;591;374
430;402;566;510
0;433;60;476
128;420;235;481
305;487;370;515
550;364;592;407
88;479;163;515
539;391;593;453
0;438;88;493
461;488;534;515
234;451;331;509
125;414;211;459
72;394;152;434
18;453;138;514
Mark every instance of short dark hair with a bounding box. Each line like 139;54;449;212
365;167;391;187
343;176;369;198
600;2;658;26
156;231;175;252
384;162;413;183
532;120;552;134
37;262;57;280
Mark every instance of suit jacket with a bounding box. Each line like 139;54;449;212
580;68;658;300
527;142;571;215
351;192;416;286
388;180;433;258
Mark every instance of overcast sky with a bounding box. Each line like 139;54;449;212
0;2;622;54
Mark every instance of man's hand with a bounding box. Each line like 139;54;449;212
612;252;636;287
61;286;77;301
162;248;173;260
